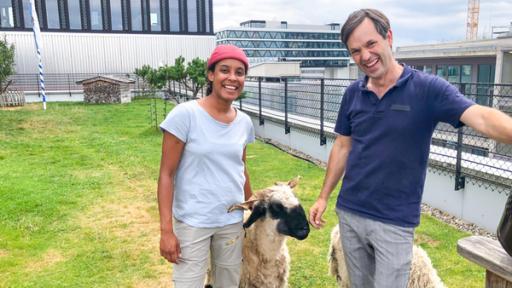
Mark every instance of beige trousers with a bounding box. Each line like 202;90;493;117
172;218;244;288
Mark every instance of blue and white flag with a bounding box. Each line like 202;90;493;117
28;0;46;110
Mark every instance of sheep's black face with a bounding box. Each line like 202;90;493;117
269;201;310;240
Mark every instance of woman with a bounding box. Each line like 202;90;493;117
157;44;254;288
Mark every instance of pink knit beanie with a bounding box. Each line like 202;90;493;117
207;44;249;71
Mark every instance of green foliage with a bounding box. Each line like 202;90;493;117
170;56;186;82
0;36;15;94
0;100;485;287
133;64;153;95
134;64;152;82
134;56;207;99
185;57;207;97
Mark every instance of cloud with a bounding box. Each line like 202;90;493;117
213;0;512;45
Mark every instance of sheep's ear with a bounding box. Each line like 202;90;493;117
227;199;258;212
287;176;301;188
243;203;267;228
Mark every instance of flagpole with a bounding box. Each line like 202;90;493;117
28;0;46;110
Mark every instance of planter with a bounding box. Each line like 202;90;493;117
0;90;25;107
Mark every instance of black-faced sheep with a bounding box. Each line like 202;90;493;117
328;225;445;288
205;177;310;288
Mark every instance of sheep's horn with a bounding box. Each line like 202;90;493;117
227;199;258;212
287;176;301;188
274;181;288;185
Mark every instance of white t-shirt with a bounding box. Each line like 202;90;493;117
160;100;255;228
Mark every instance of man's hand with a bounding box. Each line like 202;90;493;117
309;198;328;229
160;231;181;264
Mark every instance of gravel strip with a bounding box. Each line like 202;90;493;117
421;203;496;239
259;137;496;239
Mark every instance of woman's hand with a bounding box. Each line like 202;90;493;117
160;231;181;264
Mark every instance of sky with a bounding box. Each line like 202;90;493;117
213;0;512;47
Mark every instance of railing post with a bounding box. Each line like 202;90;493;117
68;74;72;97
258;77;264;126
153;97;158;130
239;93;242;110
455;83;466;190
284;78;290;134
163;97;168;119
320;79;326;145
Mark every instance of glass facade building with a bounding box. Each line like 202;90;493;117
216;20;349;68
0;0;212;34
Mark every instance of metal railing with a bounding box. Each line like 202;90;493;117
7;73;206;99
238;77;512;195
8;73;512;194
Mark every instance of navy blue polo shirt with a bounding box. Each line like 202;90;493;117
335;65;474;227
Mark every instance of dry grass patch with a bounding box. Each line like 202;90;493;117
17;118;68;136
133;266;172;288
0;103;44;111
0;106;24;111
0;249;8;258
24;249;65;273
76;167;170;284
415;233;441;247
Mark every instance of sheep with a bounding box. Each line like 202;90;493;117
205;177;310;288
328;225;445;288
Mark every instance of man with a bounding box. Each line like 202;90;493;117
308;8;512;288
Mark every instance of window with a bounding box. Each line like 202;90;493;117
461;64;472;94
89;0;103;30
0;0;14;28
68;0;81;29
476;64;495;106
436;65;447;79
149;0;160;31
110;0;122;30
477;64;495;84
203;0;209;32
447;65;460;83
169;0;179;31
130;0;142;31
187;0;196;32
22;0;32;28
46;0;60;28
424;66;432;74
461;65;471;83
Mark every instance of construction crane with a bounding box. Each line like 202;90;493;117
466;0;480;40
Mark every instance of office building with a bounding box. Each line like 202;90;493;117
216;20;350;78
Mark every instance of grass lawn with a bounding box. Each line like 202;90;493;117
0;99;484;287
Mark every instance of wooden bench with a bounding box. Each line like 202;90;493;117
457;236;512;287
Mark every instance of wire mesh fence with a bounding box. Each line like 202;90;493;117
240;77;512;195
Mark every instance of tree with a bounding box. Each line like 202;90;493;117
165;56;206;98
134;64;153;95
170;56;186;83
134;64;152;82
0;36;15;94
185;57;207;97
134;56;208;100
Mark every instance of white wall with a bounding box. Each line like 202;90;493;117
4;32;216;74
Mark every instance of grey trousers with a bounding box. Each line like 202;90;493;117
172;218;244;288
337;209;414;288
